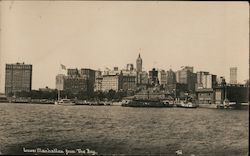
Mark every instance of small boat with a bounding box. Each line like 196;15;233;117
55;99;75;106
176;101;198;108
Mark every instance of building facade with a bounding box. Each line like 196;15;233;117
166;69;176;85
149;68;159;85
196;88;214;104
5;63;32;95
136;53;142;72
176;66;196;92
64;77;88;94
102;74;123;91
80;68;96;93
230;67;237;84
158;70;167;87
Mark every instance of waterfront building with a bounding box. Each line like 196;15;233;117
230;67;237;84
196;88;214;104
67;68;80;78
80;68;96;94
64;76;88;94
166;83;188;99
158;70;167;87
94;70;103;91
5;63;32;96
136;53;142;72
94;77;103;91
166;69;176;85
214;84;248;104
176;66;196;92
102;74;123;92
149;68;159;85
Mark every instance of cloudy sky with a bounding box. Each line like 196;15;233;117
0;1;249;92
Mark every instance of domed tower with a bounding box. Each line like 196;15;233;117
136;53;142;72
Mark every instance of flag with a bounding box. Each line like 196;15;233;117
61;64;66;70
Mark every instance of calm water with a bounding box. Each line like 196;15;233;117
0;103;248;155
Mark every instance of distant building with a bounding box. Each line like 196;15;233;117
67;68;80;77
158;70;167;87
214;84;248;104
94;70;103;91
136;53;142;72
166;83;188;99
230;67;237;84
196;71;217;89
5;63;32;95
166;69;176;85
102;74;123;91
196;88;214;104
64;76;88;94
149;68;159;85
121;69;137;90
80;68;96;94
176;66;196;92
94;77;103;91
126;64;134;71
122;75;137;91
137;71;149;86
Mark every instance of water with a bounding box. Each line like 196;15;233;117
0;103;248;155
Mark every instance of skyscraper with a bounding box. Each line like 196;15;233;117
5;63;32;96
230;67;237;84
136;53;142;72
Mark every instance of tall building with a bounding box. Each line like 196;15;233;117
67;68;80;77
230;67;237;84
102;74;123;91
64;77;88;94
166;69;176;85
176;66;196;92
80;68;96;93
56;73;88;94
5;63;32;95
136;53;142;72
158;70;167;87
137;71;149;85
149;68;159;85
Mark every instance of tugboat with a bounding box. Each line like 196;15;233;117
176;97;198;108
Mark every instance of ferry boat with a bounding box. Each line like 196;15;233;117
121;99;173;107
55;98;75;106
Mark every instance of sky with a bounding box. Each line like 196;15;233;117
0;1;249;92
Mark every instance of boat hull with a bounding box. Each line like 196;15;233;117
122;100;173;107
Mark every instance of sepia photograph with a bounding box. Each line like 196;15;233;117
0;1;249;155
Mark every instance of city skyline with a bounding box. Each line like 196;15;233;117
0;1;249;92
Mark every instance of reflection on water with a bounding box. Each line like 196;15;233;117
0;103;248;155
